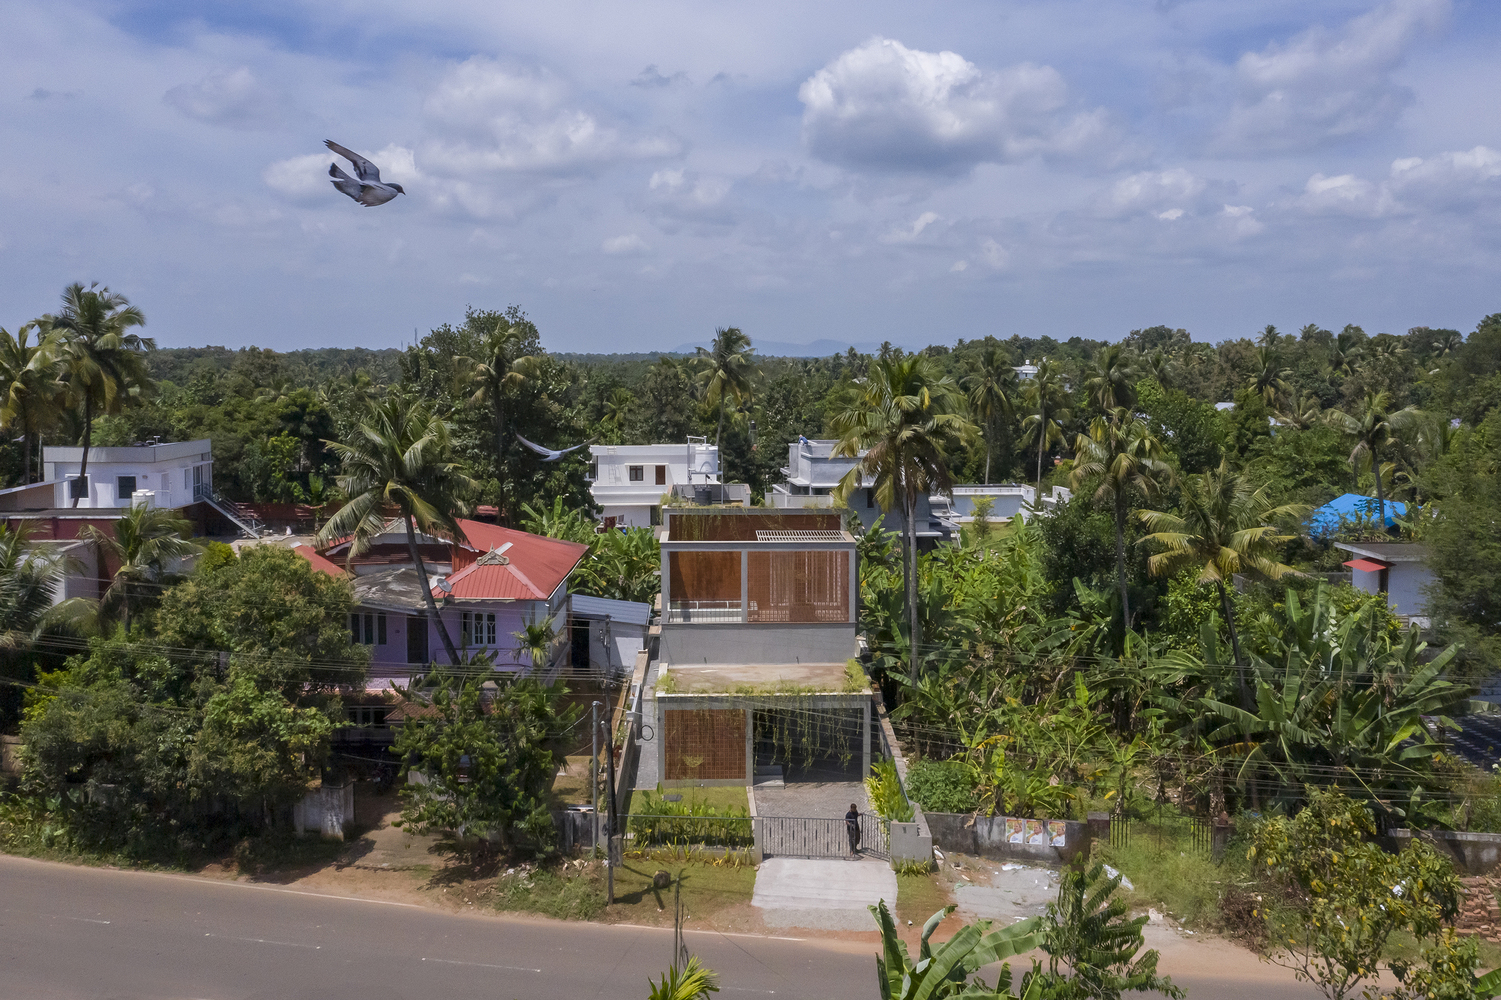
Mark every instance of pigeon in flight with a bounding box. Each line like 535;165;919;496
325;140;405;207
516;433;594;462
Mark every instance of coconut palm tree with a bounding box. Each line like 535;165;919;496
0;323;66;485
1328;329;1365;382
1019;359;1069;495
1136;462;1306;707
1247;346;1291;409
82;504;198;633
1326;390;1422;529
318;395;476;665
1071;410;1171;631
456;320;537;524
694;327;756;447
1084;344;1138;414
961;346;1016;484
647;956;720;1000
832;355;972;684
0;522;68;641
601;387;633;445
1275;391;1324;431
41;283;154;507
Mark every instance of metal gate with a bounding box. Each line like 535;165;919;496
756;813;890;861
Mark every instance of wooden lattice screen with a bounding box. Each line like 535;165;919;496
746;550;849;623
664;709;746;781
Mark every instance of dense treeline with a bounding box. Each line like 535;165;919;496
4;279;1501;864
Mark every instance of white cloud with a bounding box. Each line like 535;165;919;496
602;234;648;254
262;153;331;199
950;259;968;272
979;238;1009;270
422;57;681;176
880;211;939;243
1296;145;1499;217
1157;208;1184;221
164;67;285;129
1218;0;1448;153
798;37;1114;174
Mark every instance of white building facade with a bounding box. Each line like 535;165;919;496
769;438;952;544
587;438;721;528
43;439;213;510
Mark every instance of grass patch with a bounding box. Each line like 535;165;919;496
895;869;952;928
547;755;596;810
610;858;757;925
1093;815;1255;935
488;857;756;925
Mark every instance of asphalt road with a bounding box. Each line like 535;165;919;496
0;854;1321;999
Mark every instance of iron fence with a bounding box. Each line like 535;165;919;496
1109;815;1131;849
757;813;890;861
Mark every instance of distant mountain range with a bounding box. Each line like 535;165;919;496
670;338;890;357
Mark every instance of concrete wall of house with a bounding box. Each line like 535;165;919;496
925;812;1087;864
658;622;857;666
1392;828;1501;874
1349;563;1433;617
357;603;562;670
948;487;1034;520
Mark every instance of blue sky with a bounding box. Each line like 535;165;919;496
2;0;1498;353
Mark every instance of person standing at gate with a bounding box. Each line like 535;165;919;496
846;803;861;857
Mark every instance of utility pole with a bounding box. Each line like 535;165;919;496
604;713;619;905
590;701;601;857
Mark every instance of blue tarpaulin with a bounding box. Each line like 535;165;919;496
1308;493;1406;538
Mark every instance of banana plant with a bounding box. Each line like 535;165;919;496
872;900;1042;1000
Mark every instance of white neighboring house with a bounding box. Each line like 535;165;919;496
569;594;652;676
1332;540;1434;627
588;438;722;528
769;438;952;544
43;439;213;510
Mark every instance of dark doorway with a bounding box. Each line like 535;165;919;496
571;621;591;669
406;614;428;664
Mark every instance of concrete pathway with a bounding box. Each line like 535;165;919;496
753;781;868;818
634;660;660;790
752;857;897;931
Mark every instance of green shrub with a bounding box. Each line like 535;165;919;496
866;759;914;822
907;759;979;814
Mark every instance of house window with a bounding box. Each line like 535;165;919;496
866;488;875;509
68;477;88;499
462;611;498;646
655;465;667;485
349;706;389;728
629;465;645;482
350;612;386;645
117;475;137;500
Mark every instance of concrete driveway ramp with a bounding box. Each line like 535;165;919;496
752;857;896;931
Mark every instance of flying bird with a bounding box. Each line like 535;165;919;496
325;140;405;207
516;433;594;462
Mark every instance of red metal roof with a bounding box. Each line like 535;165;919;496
294;544;350;578
436;519;588;601
1343;557;1391;573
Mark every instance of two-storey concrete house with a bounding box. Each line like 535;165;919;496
587;438;725;528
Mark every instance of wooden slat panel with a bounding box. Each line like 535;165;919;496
664;709;746;780
668;550;742;603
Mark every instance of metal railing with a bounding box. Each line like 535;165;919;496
664;602;743;623
193;484;265;538
757;813;890;861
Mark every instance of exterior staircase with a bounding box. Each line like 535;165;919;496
194;485;266;538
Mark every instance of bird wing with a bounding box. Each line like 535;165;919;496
515;433;561;459
325;140;382;182
328;162;365;201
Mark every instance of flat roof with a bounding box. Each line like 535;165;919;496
44;440;212;464
659;661;861;694
1333;541;1429;562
